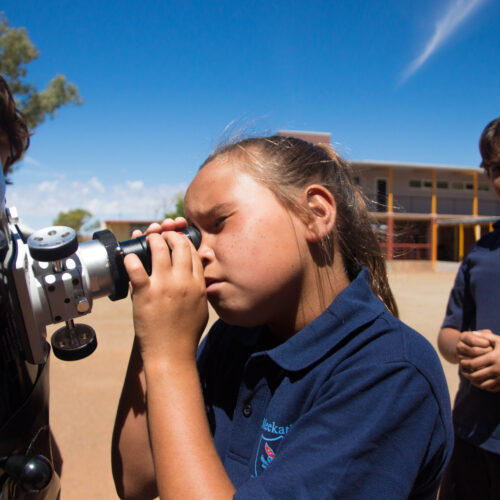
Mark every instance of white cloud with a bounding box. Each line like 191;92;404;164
37;180;59;192
22;156;42;167
89;177;105;193
400;0;485;83
126;180;144;190
6;177;188;230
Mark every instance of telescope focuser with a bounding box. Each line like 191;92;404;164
15;223;201;362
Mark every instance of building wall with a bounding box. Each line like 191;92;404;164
104;220;152;241
353;166;500;215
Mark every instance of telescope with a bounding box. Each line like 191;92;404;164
20;219;201;363
0;173;200;497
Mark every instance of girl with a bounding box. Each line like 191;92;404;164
112;136;453;499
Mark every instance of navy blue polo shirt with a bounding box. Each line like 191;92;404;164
442;221;500;453
198;268;453;499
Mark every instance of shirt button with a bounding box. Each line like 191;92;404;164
242;404;253;417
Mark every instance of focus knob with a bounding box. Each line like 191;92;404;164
27;226;78;261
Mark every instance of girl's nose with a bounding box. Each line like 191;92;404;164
197;237;215;266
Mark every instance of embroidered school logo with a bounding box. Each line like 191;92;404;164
254;434;284;476
253;418;292;477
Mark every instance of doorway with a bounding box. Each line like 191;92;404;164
376;178;388;212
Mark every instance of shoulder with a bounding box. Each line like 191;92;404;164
318;313;452;454
355;312;450;410
376;312;444;374
348;308;441;368
467;226;500;258
451;227;500;285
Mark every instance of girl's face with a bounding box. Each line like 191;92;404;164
184;157;313;334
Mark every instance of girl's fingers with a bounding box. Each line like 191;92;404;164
147;233;173;274
163;231;194;272
159;217;187;233
192;244;204;279
145;222;162;234
472;329;496;345
461;331;492;348
457;343;492;358
461;365;490;384
126;230;203;293
479;377;500;392
123;253;149;288
460;353;491;373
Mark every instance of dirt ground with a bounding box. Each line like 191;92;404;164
49;267;460;499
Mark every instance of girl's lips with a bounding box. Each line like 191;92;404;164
205;277;222;292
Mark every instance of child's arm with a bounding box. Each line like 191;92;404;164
120;229;236;499
437;327;461;363
111;221;178;499
112;338;158;499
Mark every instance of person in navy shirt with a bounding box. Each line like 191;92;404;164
112;135;453;499
438;117;500;500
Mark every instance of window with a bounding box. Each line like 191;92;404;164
452;182;464;190
437;181;449;189
409;179;421;188
423;180;432;188
478;184;490;191
353;176;361;186
465;183;473;190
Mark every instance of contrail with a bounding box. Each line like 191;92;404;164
400;0;485;84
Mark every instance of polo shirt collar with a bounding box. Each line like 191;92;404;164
261;267;387;372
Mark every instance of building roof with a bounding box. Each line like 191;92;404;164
277;129;485;176
277;130;331;145
370;212;498;225
350;159;485;176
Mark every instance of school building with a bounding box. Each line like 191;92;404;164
278;130;500;266
103;130;500;266
351;158;499;265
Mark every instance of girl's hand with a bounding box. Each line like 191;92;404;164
456;329;493;359
130;216;188;239
124;224;208;365
459;330;500;392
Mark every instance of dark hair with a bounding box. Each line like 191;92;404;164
479;117;500;171
0;75;30;176
201;135;398;317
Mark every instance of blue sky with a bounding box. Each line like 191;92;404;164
3;0;500;230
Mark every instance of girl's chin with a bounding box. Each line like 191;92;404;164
209;301;259;327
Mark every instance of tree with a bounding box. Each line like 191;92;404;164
164;195;185;219
53;209;99;241
0;12;82;175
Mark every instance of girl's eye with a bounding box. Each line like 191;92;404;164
214;216;227;229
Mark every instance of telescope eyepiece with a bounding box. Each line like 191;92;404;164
92;225;201;301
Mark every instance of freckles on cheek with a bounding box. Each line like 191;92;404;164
217;233;244;263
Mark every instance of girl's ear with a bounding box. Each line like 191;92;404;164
302;184;337;242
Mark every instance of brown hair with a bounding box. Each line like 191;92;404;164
201;135;398;316
479;117;500;172
0;75;30;177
